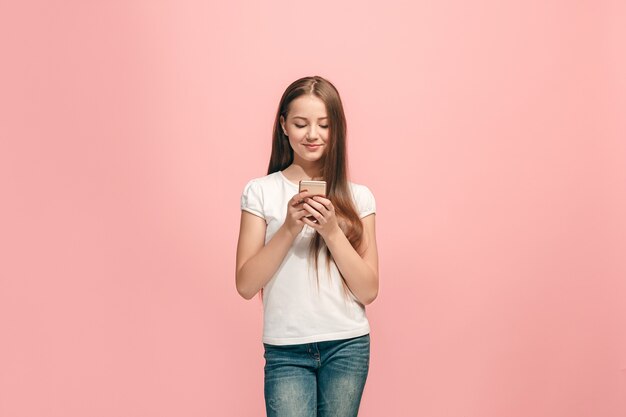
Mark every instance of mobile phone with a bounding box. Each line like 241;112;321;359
299;180;326;222
298;180;326;197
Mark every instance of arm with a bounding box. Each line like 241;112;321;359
236;187;320;300
235;211;297;300
324;213;379;305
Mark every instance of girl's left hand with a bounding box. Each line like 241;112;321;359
301;195;341;239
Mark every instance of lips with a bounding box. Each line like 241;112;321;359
304;144;322;150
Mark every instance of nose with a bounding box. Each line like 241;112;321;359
306;126;320;140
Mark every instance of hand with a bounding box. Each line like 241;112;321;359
301;195;342;240
282;190;318;238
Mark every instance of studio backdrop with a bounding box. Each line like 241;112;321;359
1;1;625;416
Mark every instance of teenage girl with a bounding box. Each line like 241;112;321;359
235;75;379;417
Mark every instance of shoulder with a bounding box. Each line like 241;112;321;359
348;181;375;200
348;181;376;218
241;171;280;185
241;172;283;195
240;172;283;219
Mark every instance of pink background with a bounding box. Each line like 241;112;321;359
1;1;625;416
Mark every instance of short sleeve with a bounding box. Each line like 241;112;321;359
240;179;265;219
356;185;376;219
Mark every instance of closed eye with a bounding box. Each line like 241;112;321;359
295;124;329;129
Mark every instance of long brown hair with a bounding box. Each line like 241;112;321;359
262;75;365;302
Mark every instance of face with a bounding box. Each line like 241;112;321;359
280;95;330;164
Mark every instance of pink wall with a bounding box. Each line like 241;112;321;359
1;1;624;416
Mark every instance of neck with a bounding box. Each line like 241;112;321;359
285;162;323;180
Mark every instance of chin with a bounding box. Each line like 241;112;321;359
302;157;323;163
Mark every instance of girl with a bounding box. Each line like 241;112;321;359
235;75;379;417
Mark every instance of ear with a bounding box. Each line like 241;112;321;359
280;115;286;132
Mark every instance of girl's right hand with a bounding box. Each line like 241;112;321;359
283;190;316;238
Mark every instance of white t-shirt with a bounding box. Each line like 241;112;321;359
240;170;376;345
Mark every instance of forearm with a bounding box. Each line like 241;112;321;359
324;229;378;305
236;225;296;299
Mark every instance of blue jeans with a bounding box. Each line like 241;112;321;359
263;333;370;417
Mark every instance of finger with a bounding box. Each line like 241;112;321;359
298;190;317;200
312;195;331;206
314;198;333;213
291;195;308;206
304;197;328;214
295;209;312;220
301;216;319;227
291;191;314;206
302;203;322;219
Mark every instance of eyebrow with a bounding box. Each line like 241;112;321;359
293;116;328;120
